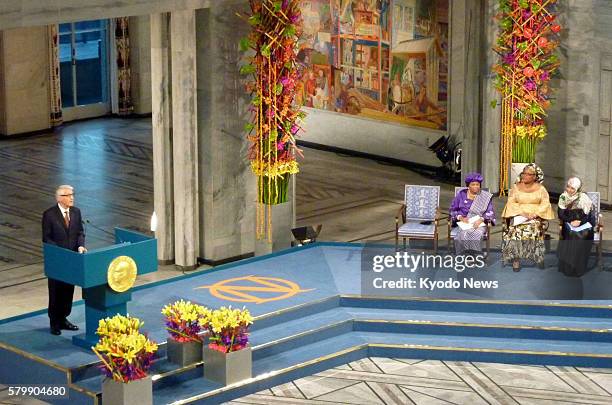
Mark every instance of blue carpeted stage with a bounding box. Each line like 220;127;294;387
2;242;612;404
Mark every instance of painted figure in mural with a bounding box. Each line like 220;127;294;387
501;164;555;272
315;69;330;109
557;177;595;277
449;173;495;255
412;85;444;125
304;70;317;108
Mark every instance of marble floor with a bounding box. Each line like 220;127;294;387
227;357;612;405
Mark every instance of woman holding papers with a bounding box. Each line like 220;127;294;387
557;177;594;276
501;163;555;271
449;172;495;254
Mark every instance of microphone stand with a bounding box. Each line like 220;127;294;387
82;219;120;242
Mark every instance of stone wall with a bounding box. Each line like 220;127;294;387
0;26;50;135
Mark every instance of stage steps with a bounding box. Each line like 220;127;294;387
67;296;612;404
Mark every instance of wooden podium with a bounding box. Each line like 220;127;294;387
43;228;157;349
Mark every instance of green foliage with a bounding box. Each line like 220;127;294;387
261;44;271;57
283;25;296;38
240;64;256;75
248;14;261;26
239;38;251;52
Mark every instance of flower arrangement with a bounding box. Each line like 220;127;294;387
161;300;211;343
239;0;305;239
205;307;254;353
512;124;546;162
92;314;158;383
493;0;561;183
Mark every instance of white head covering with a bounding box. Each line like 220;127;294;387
558;176;593;215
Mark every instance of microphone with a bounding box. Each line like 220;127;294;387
82;219;118;240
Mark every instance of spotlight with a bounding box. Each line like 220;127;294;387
429;135;453;164
291;224;322;246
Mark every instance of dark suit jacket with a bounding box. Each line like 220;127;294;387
42;205;85;251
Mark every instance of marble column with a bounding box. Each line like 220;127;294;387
171;9;199;268
480;0;501;193
195;4;256;264
150;13;174;263
130;15;152;115
0;26;50;135
449;0;483;186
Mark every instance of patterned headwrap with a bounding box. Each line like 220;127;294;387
558;176;593;215
465;172;484;186
521;163;544;183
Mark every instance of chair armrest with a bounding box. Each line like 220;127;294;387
598;214;604;231
396;204;406;228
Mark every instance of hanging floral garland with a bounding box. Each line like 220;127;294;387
240;0;305;240
492;0;561;193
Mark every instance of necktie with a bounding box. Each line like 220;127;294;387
64;211;70;228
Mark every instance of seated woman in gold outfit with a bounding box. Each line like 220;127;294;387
501;163;555;271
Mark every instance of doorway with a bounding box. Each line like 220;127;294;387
59;20;111;121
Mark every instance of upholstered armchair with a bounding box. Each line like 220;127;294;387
395;185;440;252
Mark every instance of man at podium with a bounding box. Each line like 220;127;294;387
42;185;87;335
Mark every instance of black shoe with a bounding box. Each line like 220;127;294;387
60;320;79;331
50;326;61;335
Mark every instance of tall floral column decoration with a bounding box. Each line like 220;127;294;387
240;0;305;241
493;0;561;194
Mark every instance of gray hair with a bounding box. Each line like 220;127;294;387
55;185;74;197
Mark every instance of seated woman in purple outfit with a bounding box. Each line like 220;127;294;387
449;173;496;254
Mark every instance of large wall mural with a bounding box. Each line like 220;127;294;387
297;0;449;131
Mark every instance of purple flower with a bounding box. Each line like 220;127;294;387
524;80;536;91
540;71;550;81
291;124;299;134
502;52;516;66
522;10;531;20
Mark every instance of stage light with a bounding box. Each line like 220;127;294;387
150;212;158;232
291;224;322;246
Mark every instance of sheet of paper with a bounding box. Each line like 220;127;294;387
512;215;532;226
567;222;593;232
457;216;485;230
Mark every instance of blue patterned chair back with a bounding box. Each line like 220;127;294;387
586;191;600;225
405;185;440;221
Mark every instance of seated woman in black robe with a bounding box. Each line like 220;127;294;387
557;176;595;277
